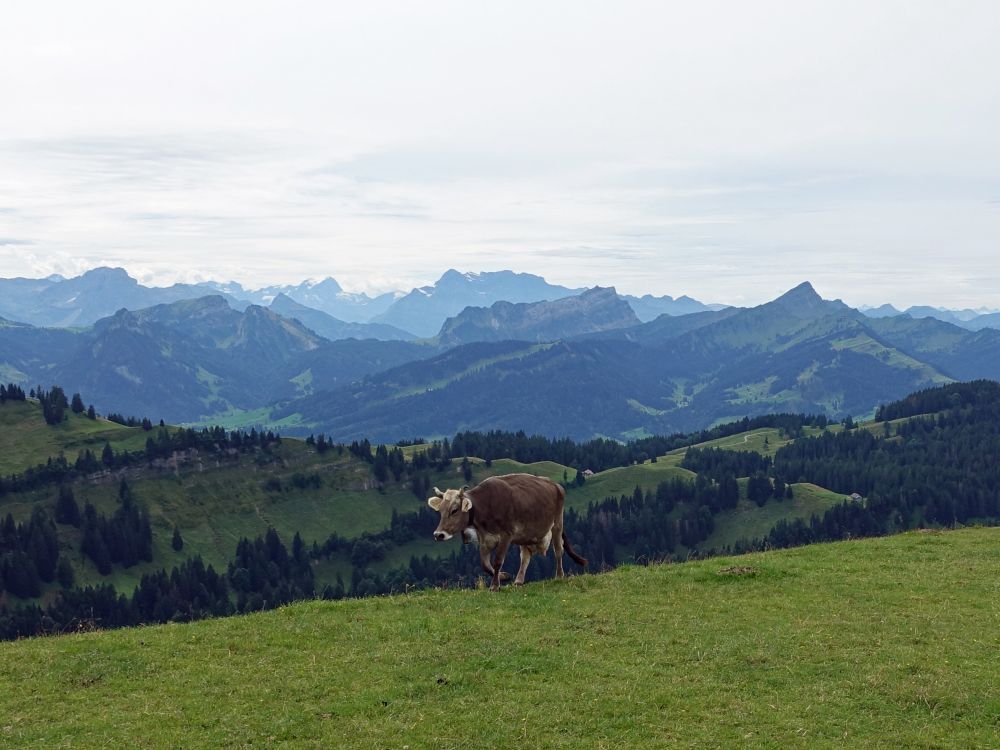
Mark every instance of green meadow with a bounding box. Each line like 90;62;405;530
1;528;997;748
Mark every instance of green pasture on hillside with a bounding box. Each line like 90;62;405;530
0;400;153;476
2;528;998;748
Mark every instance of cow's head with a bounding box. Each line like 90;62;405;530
427;485;472;541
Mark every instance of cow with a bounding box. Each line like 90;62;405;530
427;473;587;590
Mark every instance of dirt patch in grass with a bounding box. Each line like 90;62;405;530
717;565;759;576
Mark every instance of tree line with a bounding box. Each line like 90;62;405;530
446;413;830;473
0;425;282;498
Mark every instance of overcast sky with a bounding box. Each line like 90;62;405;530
2;1;999;308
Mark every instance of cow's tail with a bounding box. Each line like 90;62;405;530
562;530;588;568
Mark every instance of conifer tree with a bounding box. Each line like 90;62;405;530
56;557;75;588
55;485;81;527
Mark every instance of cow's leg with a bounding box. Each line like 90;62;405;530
552;522;566;579
514;547;532;585
478;544;493;575
490;538;512;591
479;543;510;582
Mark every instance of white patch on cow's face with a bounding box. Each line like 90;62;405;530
434;530;454;541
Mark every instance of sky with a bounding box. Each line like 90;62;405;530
1;1;999;309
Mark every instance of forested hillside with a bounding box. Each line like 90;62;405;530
3;380;1000;640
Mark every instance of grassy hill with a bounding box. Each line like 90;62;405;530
2;528;998;748
0;399;154;477
705;482;847;550
0;399;857;600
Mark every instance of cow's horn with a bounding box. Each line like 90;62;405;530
433;487;444;498
460;485;469;494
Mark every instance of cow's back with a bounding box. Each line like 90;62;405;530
470;473;563;540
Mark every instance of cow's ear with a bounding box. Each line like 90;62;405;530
427;496;443;511
433;487;444;498
461;495;473;512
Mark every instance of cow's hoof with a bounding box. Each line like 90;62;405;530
513;579;525;586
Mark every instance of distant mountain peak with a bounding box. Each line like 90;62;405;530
436;286;638;346
437;268;467;285
775;281;821;303
860;303;903;319
768;281;848;315
304;277;343;293
185;294;232;312
80;266;134;281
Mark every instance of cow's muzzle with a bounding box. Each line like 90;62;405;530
433;531;453;541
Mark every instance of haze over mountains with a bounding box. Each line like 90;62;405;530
0;267;726;336
2;267;1000;440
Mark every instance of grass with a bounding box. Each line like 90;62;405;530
2;527;999;748
0;400;153;476
183;406;308;431
563;461;696;509
704;482;848;550
678;424;842;458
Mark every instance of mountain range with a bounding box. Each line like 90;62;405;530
0;267;724;337
0;296;433;421
3;267;1000;440
201;276;399;323
0;267;246;328
270;282;1000;441
859;303;1000;330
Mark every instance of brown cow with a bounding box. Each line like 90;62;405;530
427;473;587;590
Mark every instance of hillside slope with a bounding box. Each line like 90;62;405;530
0;399;152;477
2;528;998;748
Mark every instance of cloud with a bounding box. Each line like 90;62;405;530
0;2;999;307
